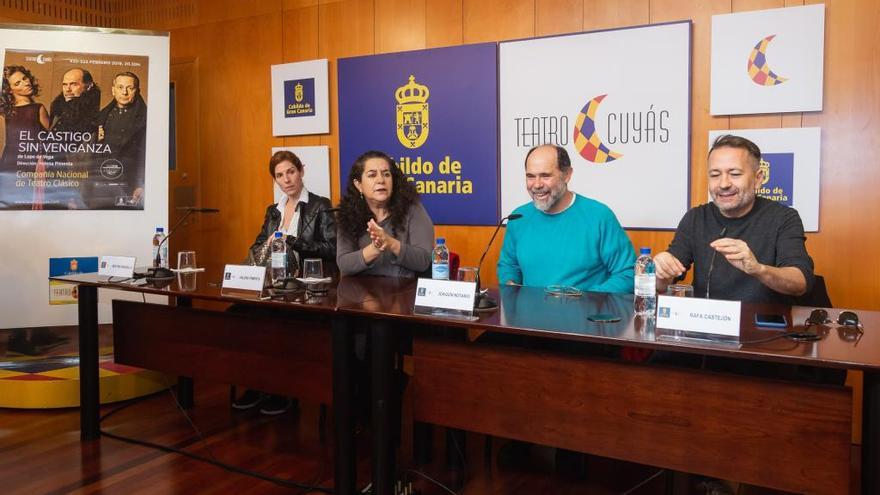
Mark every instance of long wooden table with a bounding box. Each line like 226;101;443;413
55;270;880;494
334;276;880;495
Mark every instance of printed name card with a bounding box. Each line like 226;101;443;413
221;264;266;295
656;295;742;338
414;278;477;319
98;256;136;278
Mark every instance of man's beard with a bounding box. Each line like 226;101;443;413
530;183;567;212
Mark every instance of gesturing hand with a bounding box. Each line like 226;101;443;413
367;219;388;251
709;238;763;276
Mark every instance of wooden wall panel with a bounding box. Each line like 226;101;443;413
282;6;323;150
582;0;649;31
376;0;426;53
192;14;284;266
536;0;583;36
425;0;462;47
462;0;534;43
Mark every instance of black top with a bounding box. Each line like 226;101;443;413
249;191;337;276
666;197;814;304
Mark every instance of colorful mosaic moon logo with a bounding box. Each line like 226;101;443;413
747;35;788;86
573;94;622;163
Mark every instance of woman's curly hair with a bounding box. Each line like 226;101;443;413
1;65;41;118
337;150;421;244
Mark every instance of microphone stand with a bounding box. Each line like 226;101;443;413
474;213;522;310
148;207;219;279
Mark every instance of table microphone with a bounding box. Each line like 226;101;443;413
474;213;522;310
705;226;727;299
148;207;220;279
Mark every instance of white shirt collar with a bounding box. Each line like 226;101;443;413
276;186;310;213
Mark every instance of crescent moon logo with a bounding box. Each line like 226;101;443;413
572;94;623;163
747;35;788;86
36;54;45;64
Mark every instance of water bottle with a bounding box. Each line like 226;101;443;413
431;237;450;280
151;227;168;268
270;231;287;284
634;247;656;317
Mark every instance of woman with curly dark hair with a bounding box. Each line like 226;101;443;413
336;150;434;277
1;65;49;168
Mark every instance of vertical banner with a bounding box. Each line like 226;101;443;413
708;128;821;232
0;24;169;330
338;43;499;225
711;4;825;115
1;50;150;210
499;22;691;229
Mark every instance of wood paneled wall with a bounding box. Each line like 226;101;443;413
5;0;878;310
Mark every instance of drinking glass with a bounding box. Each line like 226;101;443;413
177;272;197;291
457;266;479;283
303;258;323;280
177;251;196;271
666;284;694;297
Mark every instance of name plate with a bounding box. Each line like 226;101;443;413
221;264;266;294
414;278;477;319
656;295;741;338
98;256;136;278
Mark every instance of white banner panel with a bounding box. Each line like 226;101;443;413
711;4;825;115
500;21;691;229
708;128;820;232
270;145;330;202
0;24;169;329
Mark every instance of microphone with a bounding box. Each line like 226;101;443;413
705;226;727;299
149;207;220;278
474;213;523;310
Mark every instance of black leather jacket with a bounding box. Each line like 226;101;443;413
249;192;337;275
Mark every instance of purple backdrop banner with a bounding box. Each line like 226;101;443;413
338;43;499;225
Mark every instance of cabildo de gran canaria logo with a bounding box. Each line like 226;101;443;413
395;75;430;149
747;35;788;86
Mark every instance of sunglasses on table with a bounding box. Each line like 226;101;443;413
805;309;864;344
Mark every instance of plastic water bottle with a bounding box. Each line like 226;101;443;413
634;247;656;317
271;232;287;284
151;227;168;268
431;237;450;280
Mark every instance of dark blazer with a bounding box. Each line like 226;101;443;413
249;192;337;275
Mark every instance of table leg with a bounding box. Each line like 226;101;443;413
78;285;99;440
175;296;194;409
333;315;356;495
863;370;880;495
371;319;396;495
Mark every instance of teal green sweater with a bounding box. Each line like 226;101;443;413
497;194;635;293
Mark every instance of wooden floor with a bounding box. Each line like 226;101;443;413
0;381;813;494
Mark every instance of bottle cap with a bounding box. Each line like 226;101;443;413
156;227;164;233
274;231;283;238
436;238;445;245
640;247;651;255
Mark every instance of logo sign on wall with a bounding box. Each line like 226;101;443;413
271;59;329;136
499;21;691;229
707;128;820;232
338;43;498;225
711;4;825;115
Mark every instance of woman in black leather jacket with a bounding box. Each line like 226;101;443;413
248;150;337;276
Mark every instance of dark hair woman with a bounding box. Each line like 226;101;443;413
1;65;49;169
336;150;433;277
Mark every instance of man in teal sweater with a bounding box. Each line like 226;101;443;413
497;144;635;293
